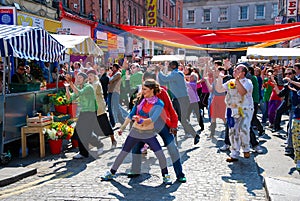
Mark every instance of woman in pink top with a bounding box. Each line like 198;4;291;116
186;72;204;131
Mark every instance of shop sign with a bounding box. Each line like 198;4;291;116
0;7;16;25
107;32;118;50
96;39;108;51
117;35;125;53
287;0;297;17
17;13;44;28
96;31;107;40
146;0;157;26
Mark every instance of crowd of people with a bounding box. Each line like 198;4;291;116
56;57;300;184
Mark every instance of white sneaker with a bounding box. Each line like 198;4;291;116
254;145;263;154
73;153;85;159
111;141;117;149
220;144;230;151
163;174;172;185
97;147;104;155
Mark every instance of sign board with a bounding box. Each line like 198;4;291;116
0;7;16;25
146;0;157;26
17;13;44;28
287;0;298;17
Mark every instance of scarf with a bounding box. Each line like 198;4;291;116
137;96;158;113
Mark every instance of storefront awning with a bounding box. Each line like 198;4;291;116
0;24;65;62
151;55;185;62
51;34;103;56
246;48;300;60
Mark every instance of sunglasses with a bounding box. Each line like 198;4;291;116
284;72;293;76
19;68;25;70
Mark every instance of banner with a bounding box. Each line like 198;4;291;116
146;0;157;26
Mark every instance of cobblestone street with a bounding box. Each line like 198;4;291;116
0;116;267;201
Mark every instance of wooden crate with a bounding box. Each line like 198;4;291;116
26;114;52;127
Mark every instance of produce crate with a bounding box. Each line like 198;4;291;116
9;83;40;93
27;115;53;127
27;83;41;91
9;83;27;93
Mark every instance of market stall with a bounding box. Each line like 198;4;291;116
0;24;65;154
246;48;300;60
151;54;185;62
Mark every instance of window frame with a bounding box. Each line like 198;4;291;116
203;9;211;22
187;10;195;23
239;6;249;20
272;3;279;18
255;4;265;19
219;7;228;22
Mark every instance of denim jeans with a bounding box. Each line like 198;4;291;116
131;123;185;179
107;92;128;127
286;109;294;152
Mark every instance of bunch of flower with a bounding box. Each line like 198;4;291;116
49;89;71;106
43;122;74;140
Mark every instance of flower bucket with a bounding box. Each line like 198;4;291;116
48;139;62;154
71;139;79;148
67;103;78;118
55;105;68;114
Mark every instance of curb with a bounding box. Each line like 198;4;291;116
0;167;37;187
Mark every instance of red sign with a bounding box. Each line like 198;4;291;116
287;0;298;17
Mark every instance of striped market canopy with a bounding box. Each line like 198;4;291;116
247;48;300;60
0;24;65;62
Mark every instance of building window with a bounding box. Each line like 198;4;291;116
219;7;228;21
239;6;248;20
110;0;113;23
272;3;278;18
128;6;131;25
178;7;180;22
133;8;137;25
79;0;85;14
116;0;120;24
255;5;265;19
187;10;195;22
203;9;211;22
99;0;103;21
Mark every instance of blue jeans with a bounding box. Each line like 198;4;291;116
107;92;128;127
286;108;294;152
131;123;185;179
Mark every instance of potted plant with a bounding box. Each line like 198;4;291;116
49;90;70;114
43;122;75;154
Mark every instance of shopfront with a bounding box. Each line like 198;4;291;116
95;24;125;64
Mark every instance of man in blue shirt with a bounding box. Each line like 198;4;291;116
156;61;200;145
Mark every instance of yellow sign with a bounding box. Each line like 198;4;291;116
146;0;157;26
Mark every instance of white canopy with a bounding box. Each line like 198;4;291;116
51;34;103;56
151;55;185;62
186;56;198;62
247;48;300;60
238;56;270;63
